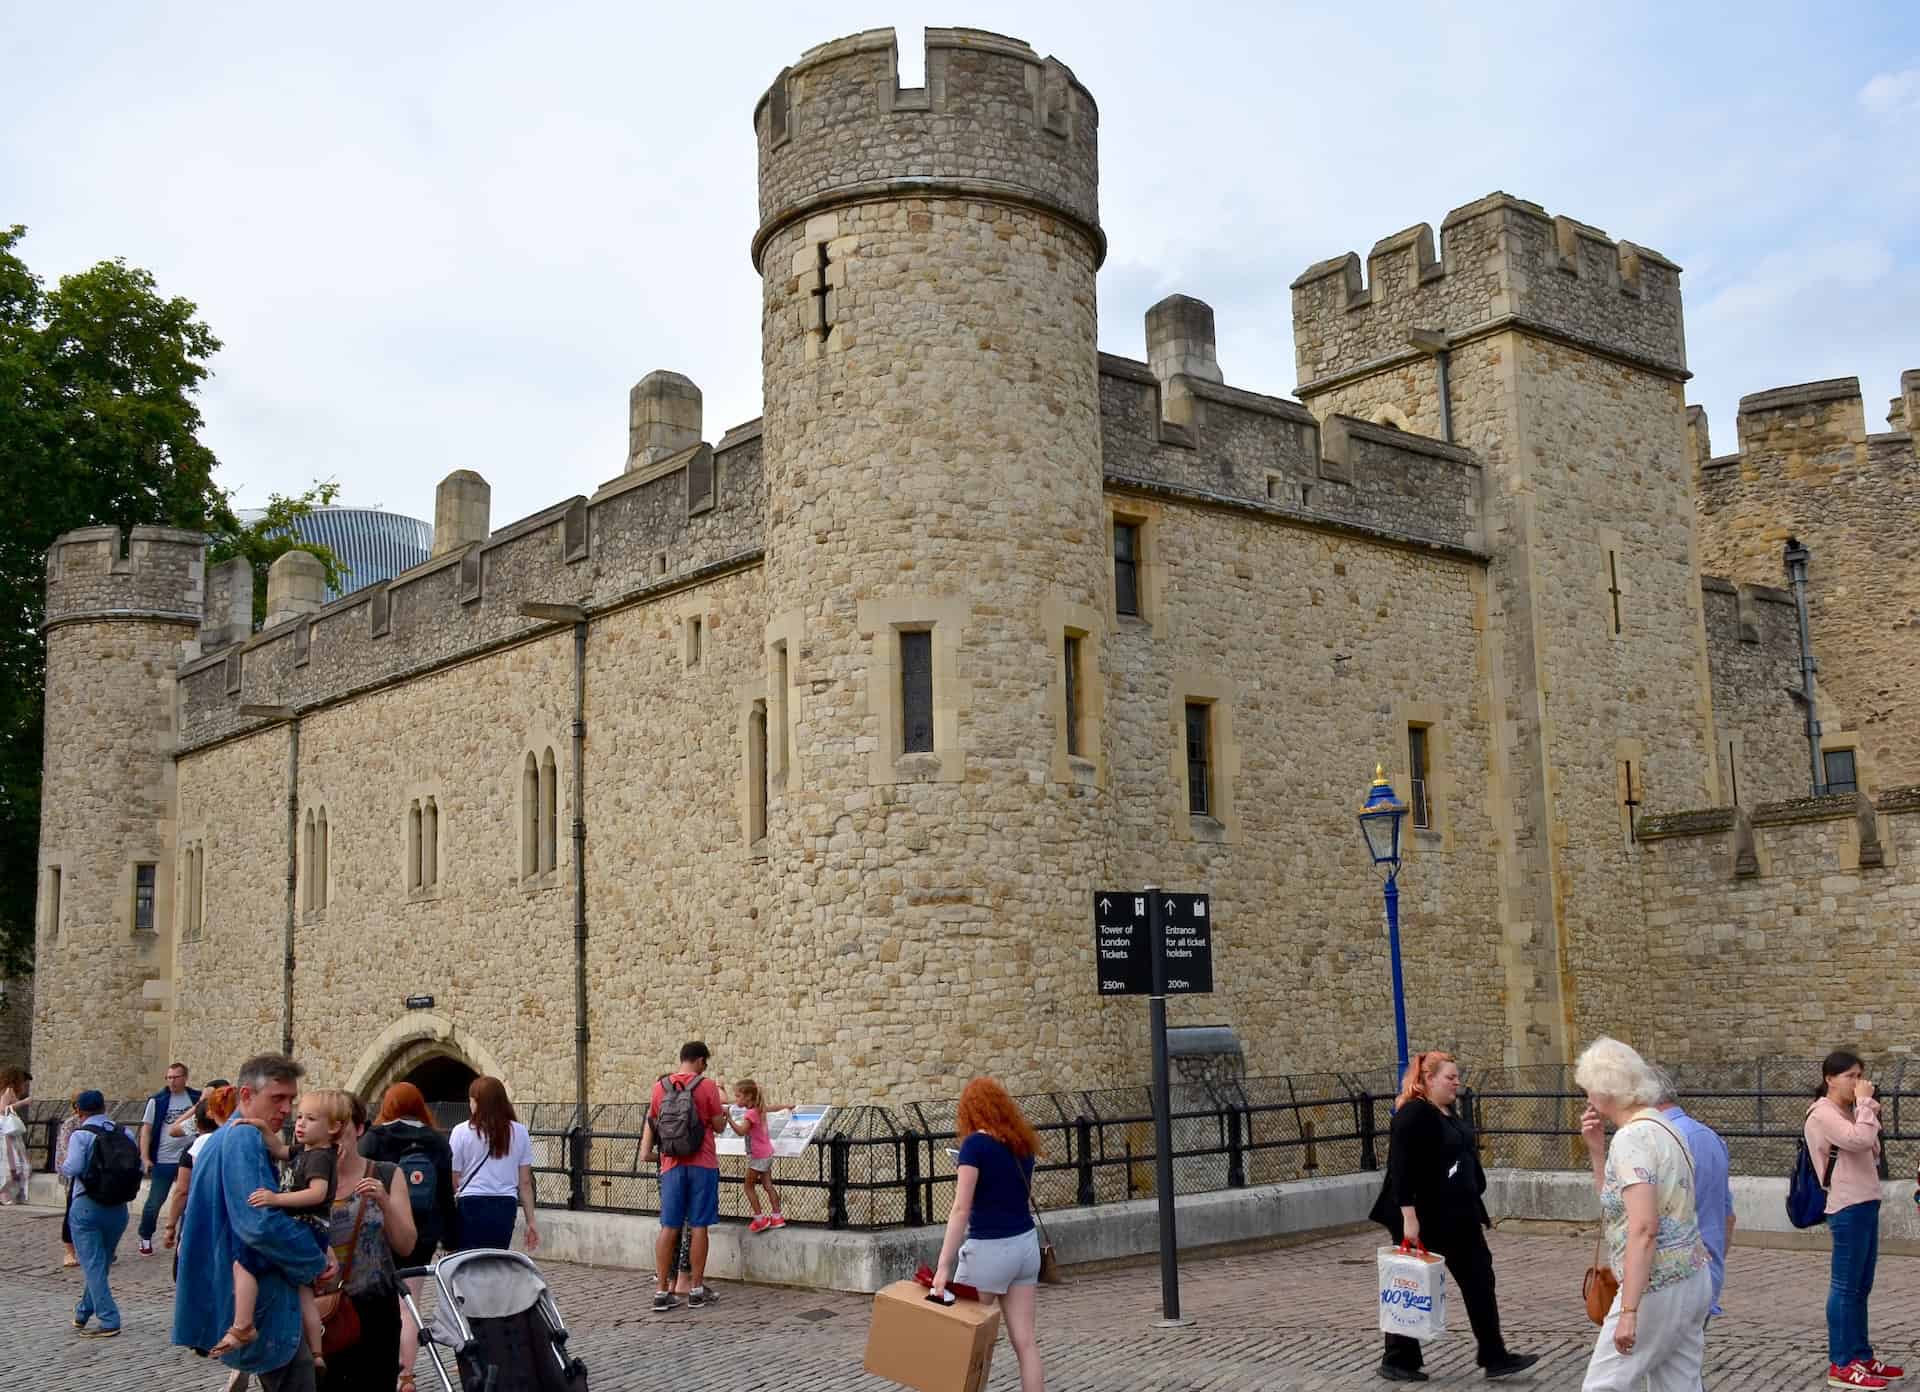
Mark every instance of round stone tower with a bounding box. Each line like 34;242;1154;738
752;28;1110;1097
34;525;205;1095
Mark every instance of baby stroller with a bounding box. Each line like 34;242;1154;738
399;1249;588;1391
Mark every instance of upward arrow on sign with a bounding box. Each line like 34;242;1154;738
1099;896;1112;912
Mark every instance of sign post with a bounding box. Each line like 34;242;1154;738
1094;884;1211;1328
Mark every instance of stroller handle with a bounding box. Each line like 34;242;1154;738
396;1266;433;1280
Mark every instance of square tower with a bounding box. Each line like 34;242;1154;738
1293;194;1719;1068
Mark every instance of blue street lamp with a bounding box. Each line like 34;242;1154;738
1358;765;1411;1086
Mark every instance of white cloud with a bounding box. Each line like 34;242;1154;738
1859;66;1920;115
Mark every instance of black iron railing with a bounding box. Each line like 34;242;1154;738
25;1059;1914;1229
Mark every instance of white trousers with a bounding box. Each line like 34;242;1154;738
1581;1265;1712;1391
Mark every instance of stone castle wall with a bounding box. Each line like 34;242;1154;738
1635;788;1920;1059
1701;577;1806;807
1102;489;1506;1075
1695;375;1920;789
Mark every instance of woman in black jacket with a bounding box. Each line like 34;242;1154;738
1369;1051;1537;1383
360;1083;458;1392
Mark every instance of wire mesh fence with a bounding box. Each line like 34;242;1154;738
24;1059;1916;1228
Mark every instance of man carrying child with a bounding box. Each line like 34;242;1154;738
174;1053;336;1392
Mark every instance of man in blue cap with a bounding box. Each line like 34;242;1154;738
60;1090;143;1336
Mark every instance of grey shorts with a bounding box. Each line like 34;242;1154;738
748;1157;774;1174
954;1229;1041;1294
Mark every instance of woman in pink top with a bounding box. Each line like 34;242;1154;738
1805;1050;1902;1389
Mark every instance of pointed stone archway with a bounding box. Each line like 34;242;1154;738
347;1011;505;1110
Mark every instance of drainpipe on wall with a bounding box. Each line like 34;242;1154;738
241;703;299;1055
521;604;591;1130
570;619;588;1131
1782;538;1824;795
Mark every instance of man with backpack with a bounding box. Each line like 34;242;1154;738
59;1089;143;1337
642;1041;728;1312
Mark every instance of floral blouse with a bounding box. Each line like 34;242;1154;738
1601;1110;1709;1292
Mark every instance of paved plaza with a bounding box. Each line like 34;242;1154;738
5;1204;1913;1390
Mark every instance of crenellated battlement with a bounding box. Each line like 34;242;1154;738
751;26;1101;271
1694;373;1920;488
172;414;765;752
1290;192;1686;394
43;525;206;631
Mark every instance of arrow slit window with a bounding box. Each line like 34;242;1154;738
901;629;934;755
1407;725;1432;829
1185;702;1212;816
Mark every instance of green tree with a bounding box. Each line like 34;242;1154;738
0;225;337;975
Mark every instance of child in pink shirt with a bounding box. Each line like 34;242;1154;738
726;1080;792;1233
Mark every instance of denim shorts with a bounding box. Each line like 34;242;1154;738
954;1228;1040;1294
659;1163;719;1229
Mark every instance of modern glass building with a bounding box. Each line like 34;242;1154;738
240;506;434;600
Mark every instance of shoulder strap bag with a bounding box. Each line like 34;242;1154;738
315;1178;371;1357
1582;1114;1696;1326
1022;1161;1062;1285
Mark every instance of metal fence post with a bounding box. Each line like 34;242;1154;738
1226;1105;1245;1189
828;1134;850;1230
1075;1116;1096;1206
564;1125;588;1211
903;1135;923;1227
1359;1092;1379;1172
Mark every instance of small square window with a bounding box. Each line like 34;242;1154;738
1114;522;1141;617
134;863;157;932
1824;748;1858;795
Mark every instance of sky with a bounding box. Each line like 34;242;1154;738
5;1;1916;527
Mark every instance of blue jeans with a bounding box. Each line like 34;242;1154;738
138;1160;178;1240
71;1194;129;1331
1828;1199;1880;1366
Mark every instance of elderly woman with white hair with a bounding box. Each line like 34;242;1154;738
1575;1037;1712;1389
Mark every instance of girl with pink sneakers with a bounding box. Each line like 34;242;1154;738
726;1080;789;1233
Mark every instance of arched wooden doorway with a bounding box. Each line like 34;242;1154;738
401;1053;478;1128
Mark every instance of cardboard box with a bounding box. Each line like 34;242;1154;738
863;1280;1000;1392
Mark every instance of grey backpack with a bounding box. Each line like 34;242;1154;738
654;1076;704;1159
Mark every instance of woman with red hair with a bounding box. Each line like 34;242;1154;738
931;1078;1046;1392
1369;1051;1536;1382
361;1081;460;1391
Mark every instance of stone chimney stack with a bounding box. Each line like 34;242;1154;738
432;469;491;556
628;370;704;471
263;550;326;629
1146;294;1224;390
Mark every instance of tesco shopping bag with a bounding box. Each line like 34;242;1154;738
1377;1241;1447;1339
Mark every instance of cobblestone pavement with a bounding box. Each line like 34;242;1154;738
5;1204;1915;1390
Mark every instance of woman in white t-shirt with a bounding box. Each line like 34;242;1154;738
448;1076;540;1252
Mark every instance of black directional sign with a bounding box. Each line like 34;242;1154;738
1093;890;1214;995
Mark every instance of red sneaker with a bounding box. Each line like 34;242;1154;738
1864;1362;1905;1382
747;1215;771;1233
766;1213;787;1229
1831;1364;1891;1389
